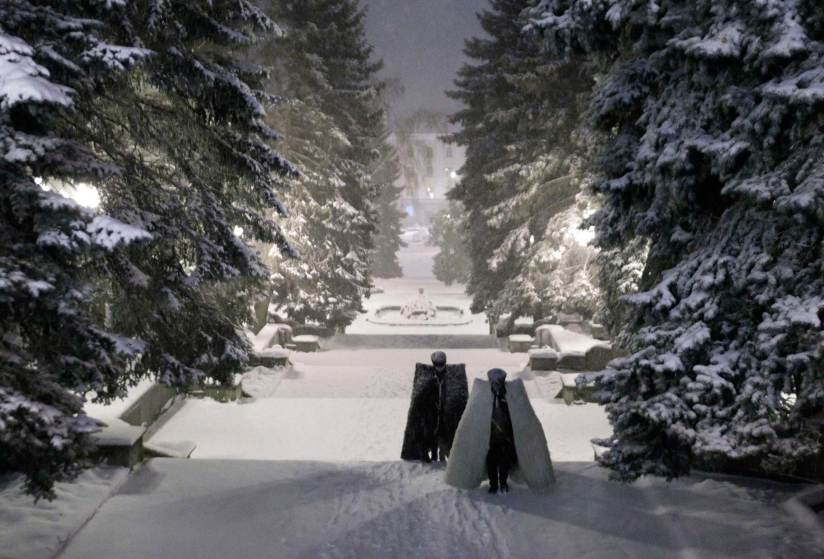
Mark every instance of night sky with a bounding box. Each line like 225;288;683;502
362;0;489;118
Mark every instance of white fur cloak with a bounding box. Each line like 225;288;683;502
445;378;555;491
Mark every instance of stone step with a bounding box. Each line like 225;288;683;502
326;334;500;349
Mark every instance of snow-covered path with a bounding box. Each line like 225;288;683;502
57;459;819;559
49;247;824;558
146;348;608;462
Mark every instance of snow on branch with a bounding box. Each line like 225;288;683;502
86;216;152;251
0;32;74;109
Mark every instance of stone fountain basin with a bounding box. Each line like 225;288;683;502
366;305;473;327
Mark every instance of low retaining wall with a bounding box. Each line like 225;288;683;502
326;334;500;349
95;383;178;468
120;384;177;427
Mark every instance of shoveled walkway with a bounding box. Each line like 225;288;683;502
143;347;604;463
57;459;822;559
45;246;824;558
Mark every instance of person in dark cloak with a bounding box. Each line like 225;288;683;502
401;351;468;462
486;368;518;493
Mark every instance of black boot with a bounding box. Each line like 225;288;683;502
487;453;499;493
499;463;510;494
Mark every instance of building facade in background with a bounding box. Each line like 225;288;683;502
391;130;466;226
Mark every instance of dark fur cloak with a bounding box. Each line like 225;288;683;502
400;363;468;461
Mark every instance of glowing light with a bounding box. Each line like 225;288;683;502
50;182;100;209
571;226;596;246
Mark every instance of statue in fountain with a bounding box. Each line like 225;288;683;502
400;288;437;320
401;351;468;463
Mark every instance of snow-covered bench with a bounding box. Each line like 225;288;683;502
253;345;291;368
557;312;586;333
85;379;178;468
508;334;534;353
534;324;602;353
585;344;617;371
119;383;177;427
92;418;146;468
531;324;622;372
558;351;588;371
293;334;320;352
528;347;560;371
248;323;292;347
557;372;601;405
590;323;610;340
245;324;293;366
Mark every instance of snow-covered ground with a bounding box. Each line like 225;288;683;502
9;245;824;559
147;349;609;462
145;397;609;462
0;378;153;559
397;240;436;279
0;467;128;559
57;459;822;559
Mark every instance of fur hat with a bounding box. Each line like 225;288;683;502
487;368;507;383
487;368;507;396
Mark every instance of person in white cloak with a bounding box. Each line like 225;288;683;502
445;369;555;493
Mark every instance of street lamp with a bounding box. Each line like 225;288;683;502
445;167;459;196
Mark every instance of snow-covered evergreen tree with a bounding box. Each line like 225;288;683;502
594;238;647;339
258;0;387;331
533;0;824;479
448;0;532;316
370;140;405;279
287;0;384;261
0;0;151;498
430;201;471;286
1;0;296;497
448;0;593;322
86;0;297;386
491;191;600;323
394;110;448;200
262;101;368;329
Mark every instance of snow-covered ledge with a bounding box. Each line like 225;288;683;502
782;485;824;547
84;379;178;467
531;324;625;372
92;418;146;469
293;335;320;352
508;334;534;353
244;325;293;365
